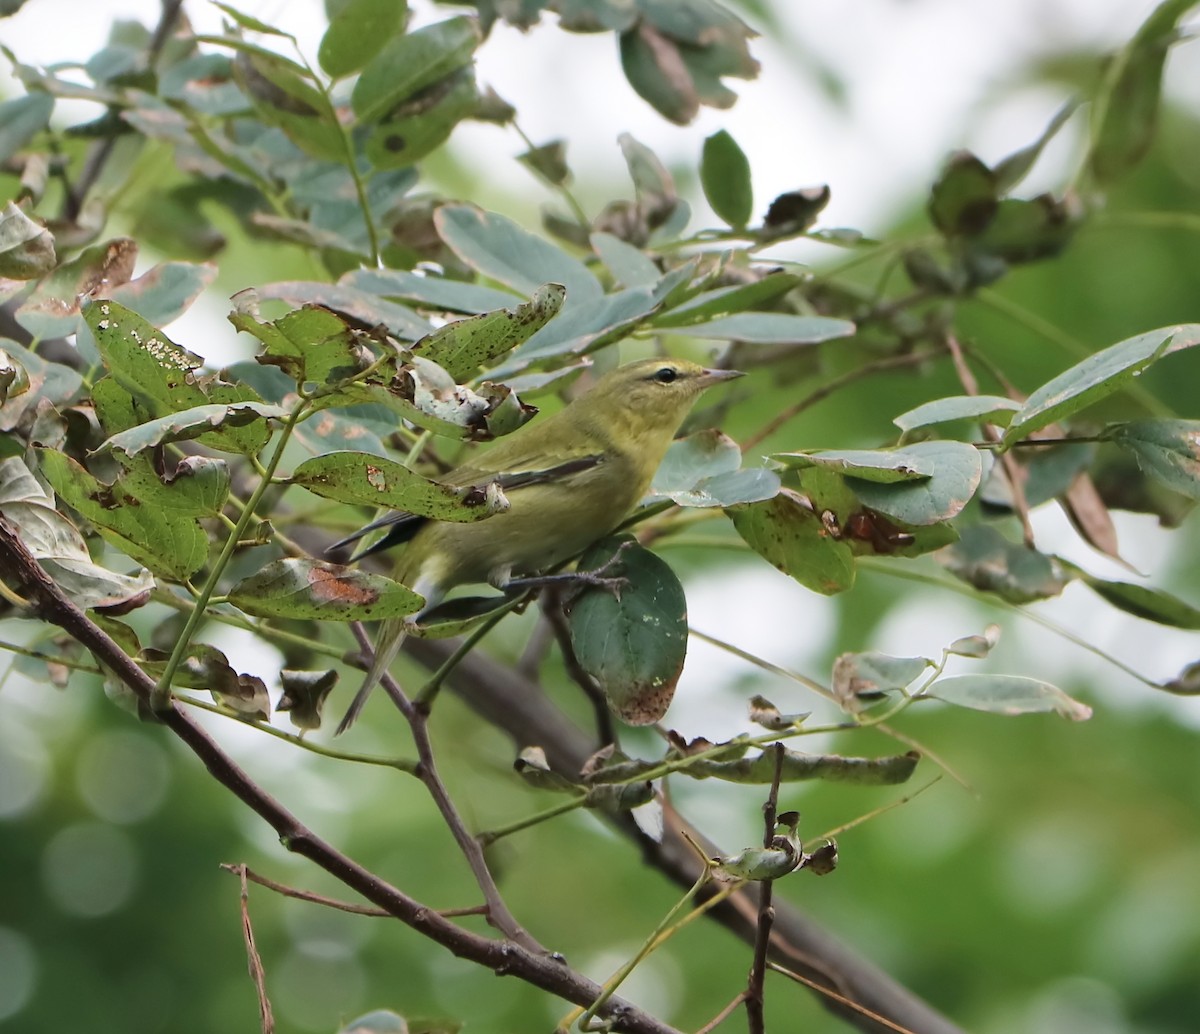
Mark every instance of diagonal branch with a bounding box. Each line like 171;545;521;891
0;518;680;1034
404;636;965;1034
349;621;543;953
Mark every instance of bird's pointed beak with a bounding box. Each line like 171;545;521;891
698;367;745;386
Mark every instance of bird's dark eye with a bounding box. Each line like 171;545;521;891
652;367;678;383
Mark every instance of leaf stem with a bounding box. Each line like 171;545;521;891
175;694;418;772
153;402;310;708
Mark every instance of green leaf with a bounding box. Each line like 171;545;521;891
230;47;343;161
363;66;480;170
1106;419;1200;499
414;282;566;381
619;25;699;125
118;455;232;518
979;442;1093;510
843;441;983;525
229;558;424;620
0;456;155;611
255;281;432;340
1081;574;1200;629
928;674;1092;721
590;232;660;289
291;451;502;522
651;429;740;491
0;339;82;433
0;200;55;279
0;91;53;163
95;402;287;458
832;651;930;706
318;0;407;78
0;347;24;406
1004;324;1200;443
564;537;688;726
651;271;804;329
682;312;855;344
727;489;855;595
351;16;481;124
211;1;295;36
929;151;997;237
701;129;753;229
84;300;270;455
491;286;662;375
773;448;934;483
435;204;603;306
994;101;1079;193
1089;0;1196;184
968;195;1077;266
38;450;208;581
686;749;919;786
15;238;138;339
670;468;777;509
345;269;520;313
231;304;366;385
894;394;1021;433
106;261;218;329
937;524;1069;604
619;132;677;216
648;430;780;508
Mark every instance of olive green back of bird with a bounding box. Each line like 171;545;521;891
336;357;741;733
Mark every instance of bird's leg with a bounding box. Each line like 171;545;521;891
499;541;633;601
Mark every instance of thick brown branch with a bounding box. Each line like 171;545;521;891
0;519;680;1034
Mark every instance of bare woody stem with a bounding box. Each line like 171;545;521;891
0;519;680;1034
349;621;543;954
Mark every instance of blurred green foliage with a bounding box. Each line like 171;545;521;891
2;1;1200;1033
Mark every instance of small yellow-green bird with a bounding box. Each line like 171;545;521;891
331;357;742;734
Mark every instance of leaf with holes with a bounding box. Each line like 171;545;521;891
291;451;502;522
727;489;855;595
414;283;565;381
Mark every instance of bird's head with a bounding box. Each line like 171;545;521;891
575;358;743;438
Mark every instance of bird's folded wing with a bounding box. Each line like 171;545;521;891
328;454;606;560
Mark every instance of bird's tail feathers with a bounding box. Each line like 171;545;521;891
335;626;408;735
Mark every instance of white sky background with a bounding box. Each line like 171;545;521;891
2;0;1199;740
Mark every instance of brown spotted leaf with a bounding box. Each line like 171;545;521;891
229;558;424;620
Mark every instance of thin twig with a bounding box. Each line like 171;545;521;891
693;993;748;1034
0;521;679;1034
230;863;275;1034
516;606;556;679
349;622;544;954
944;333;1036;547
768;961;918;1034
813;777;942;843
741;350;936;452
744;745;785;1034
404;636;966;1034
543;592;615;746
220;864;490;920
65;0;184;219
